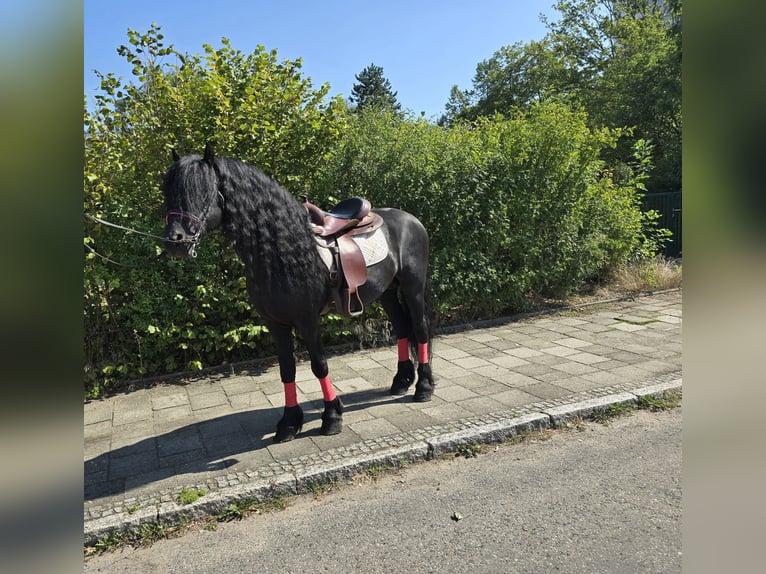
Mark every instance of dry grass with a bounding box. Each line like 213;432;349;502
611;256;682;293
564;256;681;309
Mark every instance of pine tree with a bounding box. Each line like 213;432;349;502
349;63;402;114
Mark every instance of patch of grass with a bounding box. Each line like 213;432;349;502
217;500;245;521
591;402;637;425
557;416;587;432
590;391;681;425
178;487;207;505
612;256;682;293
217;499;254;521
93;530;128;554
301;478;339;500
138;521;167;545
89;520;173;556
456;443;483;458
636;391;681;411
257;494;289;513
86;489;295;556
364;464;393;481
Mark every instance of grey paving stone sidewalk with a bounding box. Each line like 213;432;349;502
84;290;681;543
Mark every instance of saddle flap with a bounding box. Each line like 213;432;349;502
337;235;367;290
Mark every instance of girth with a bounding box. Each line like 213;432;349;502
303;197;384;316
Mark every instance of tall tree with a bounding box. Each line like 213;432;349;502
349;63;402;114
443;0;681;192
545;0;681;191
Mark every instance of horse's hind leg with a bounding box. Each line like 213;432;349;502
399;277;435;402
298;320;343;436
380;288;415;395
270;322;304;443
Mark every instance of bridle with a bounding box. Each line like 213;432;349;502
164;162;225;258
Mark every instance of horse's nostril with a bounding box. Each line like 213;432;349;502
174;234;183;242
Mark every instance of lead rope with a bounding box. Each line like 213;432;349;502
84;241;166;268
84;213;173;267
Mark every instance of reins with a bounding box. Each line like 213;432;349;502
84;213;171;242
84;213;173;267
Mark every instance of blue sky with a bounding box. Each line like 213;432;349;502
84;0;558;120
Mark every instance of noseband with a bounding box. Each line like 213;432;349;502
165;164;224;258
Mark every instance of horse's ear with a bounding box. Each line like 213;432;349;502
171;148;181;162
203;142;215;167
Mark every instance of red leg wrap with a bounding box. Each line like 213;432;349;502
397;338;410;362
319;376;336;402
418;342;429;364
284;381;298;407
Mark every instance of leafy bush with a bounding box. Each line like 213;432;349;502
308;102;667;317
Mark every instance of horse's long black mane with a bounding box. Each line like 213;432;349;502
165;154;329;298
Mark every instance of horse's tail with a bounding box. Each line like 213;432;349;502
424;272;435;358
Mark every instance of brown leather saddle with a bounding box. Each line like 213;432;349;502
303;197;384;316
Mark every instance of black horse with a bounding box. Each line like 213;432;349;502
161;144;434;442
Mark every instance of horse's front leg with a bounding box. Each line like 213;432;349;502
270;322;304;443
299;319;343;436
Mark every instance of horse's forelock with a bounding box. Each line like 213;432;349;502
163;154;217;213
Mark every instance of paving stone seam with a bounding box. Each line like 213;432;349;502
84;372;681;545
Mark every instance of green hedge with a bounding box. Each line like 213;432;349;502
84;28;666;398
307;105;665;314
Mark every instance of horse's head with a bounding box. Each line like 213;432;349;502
161;143;224;258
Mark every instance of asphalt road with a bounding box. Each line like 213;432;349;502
85;407;682;574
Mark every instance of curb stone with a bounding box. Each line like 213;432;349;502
84;376;681;546
544;392;638;427
425;412;551;459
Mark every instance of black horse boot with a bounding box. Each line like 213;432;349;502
320;397;344;435
274;405;304;443
389;360;415;395
413;363;435;402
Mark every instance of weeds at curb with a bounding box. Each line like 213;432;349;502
216;494;288;522
456;443;483;458
300;477;339;500
365;463;395;481
89;520;175;557
636;391;681;411
178;487;207;505
591;402;637;425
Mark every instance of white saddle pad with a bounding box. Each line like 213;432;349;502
352;227;388;266
316;227;389;271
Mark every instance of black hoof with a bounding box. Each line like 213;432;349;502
414;384;434;402
413;363;435;402
274;405;304;443
321;397;344;435
390;360;415;395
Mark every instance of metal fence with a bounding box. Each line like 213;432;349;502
641;190;681;258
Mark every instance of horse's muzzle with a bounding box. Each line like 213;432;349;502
162;221;195;258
